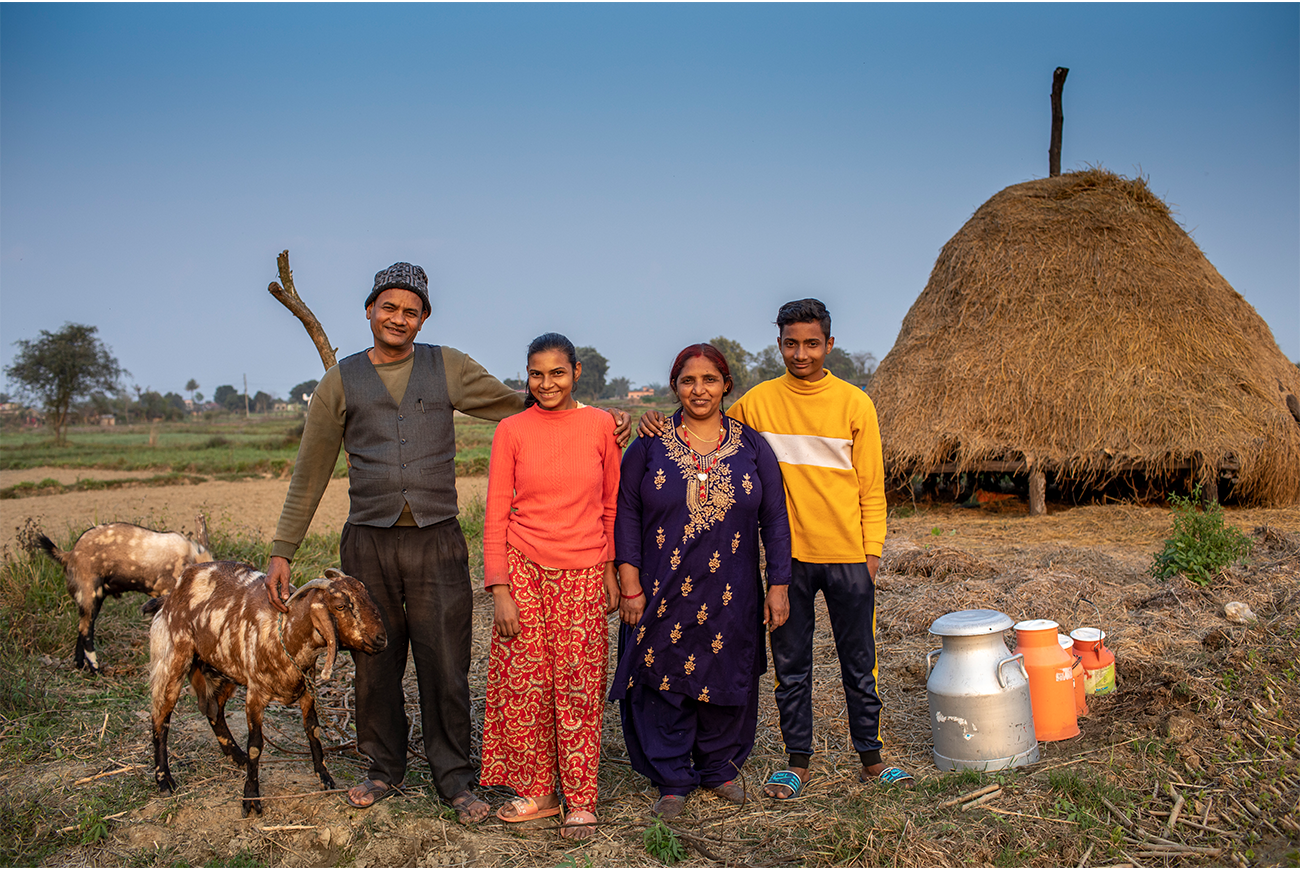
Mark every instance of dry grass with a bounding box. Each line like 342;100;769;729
870;168;1300;505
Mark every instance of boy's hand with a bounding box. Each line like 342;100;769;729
636;410;668;439
607;408;631;448
867;554;880;581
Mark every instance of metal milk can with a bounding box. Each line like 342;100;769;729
926;609;1040;771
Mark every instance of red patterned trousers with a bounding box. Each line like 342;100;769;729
480;546;609;812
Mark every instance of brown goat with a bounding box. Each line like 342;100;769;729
37;523;214;673
148;561;386;816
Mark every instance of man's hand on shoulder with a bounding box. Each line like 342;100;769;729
265;556;294;613
636;410;668;439
605;408;631;448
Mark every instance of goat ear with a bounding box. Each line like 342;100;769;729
324;567;345;581
310;598;339;681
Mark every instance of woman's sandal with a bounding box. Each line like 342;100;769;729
559;810;597;840
652;794;687;820
763;769;805;800
346;778;402;809
496;795;562;823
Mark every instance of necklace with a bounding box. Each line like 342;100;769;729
681;422;725;499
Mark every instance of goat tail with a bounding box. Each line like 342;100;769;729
142;596;165;617
34;533;64;565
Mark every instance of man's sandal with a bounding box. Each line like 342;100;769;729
652;794;687;820
496;795;562;823
864;766;916;789
346;778;402;808
559;810;597;840
450;790;490;824
707;780;750;804
763;769;805;800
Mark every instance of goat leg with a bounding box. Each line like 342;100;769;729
242;700;265;817
152;709;177;793
300;693;335;790
74;584;105;672
192;669;247;767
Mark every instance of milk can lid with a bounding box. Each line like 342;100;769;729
929;609;1014;636
1070;627;1106;642
1058;633;1073;649
1014;618;1060;632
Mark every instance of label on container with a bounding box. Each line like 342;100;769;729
1084;662;1116;695
1056;667;1073;682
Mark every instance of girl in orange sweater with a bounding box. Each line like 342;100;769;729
480;333;620;839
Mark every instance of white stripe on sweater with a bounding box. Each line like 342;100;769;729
758;431;854;470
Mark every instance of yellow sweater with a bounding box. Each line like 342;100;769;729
727;371;886;563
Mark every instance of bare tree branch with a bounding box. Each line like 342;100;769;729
267;250;338;371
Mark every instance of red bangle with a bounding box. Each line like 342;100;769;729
620;589;644;600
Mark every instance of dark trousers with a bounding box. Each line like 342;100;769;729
621;683;759;797
769;559;882;758
340;519;474;800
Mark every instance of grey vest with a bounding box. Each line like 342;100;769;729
339;344;458;527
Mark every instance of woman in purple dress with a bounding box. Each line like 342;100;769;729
611;344;791;820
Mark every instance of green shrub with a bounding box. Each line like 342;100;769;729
643;819;688;863
1151;486;1252;585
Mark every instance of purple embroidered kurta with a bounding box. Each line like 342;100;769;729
611;411;791;707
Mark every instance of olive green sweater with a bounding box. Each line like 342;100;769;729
271;346;524;561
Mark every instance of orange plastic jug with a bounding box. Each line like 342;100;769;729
1058;634;1088;717
1014;619;1079;741
1070;628;1116;695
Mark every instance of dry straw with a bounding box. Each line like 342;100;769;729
870;169;1300;505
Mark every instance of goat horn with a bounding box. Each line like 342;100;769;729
284;577;333;604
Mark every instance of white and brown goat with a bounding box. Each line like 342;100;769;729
36;523;214;672
147;561;386;816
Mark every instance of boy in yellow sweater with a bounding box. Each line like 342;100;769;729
644;298;911;797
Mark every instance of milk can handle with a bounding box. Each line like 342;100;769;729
997;653;1028;688
925;648;941;677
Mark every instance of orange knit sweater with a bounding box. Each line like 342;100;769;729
483;404;620;586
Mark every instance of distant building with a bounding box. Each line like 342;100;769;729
628;388;655;400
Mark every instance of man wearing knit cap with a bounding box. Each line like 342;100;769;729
264;262;627;822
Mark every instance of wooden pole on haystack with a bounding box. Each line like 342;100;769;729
268;250;338;371
1049;67;1069;178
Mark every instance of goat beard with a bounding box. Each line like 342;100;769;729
309;601;339;681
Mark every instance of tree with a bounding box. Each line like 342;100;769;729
289;379;319;403
574;346;608;401
602;376;630;400
185;378;199;404
214;384;241;412
4;323;124;443
707;335;757;396
251;390;277;413
753;345;787;383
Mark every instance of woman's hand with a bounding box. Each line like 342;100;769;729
492;585;521;638
764;584;790;631
636;410;668;439
602;562;620;615
618;563;646;627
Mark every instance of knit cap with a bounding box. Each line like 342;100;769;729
366;262;431;314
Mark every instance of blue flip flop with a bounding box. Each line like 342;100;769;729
763;769;805;800
873;766;916;788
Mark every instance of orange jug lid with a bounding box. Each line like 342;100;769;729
1014;618;1059;632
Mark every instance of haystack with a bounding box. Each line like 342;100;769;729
870;169;1300;506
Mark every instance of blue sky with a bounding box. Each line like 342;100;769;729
2;3;1297;402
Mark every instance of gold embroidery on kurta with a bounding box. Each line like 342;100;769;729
698;687;710;703
709;551;721;573
722;584;733;606
637;625;646;644
628;676;634;690
654;468;666;490
732;531;741;554
680;575;693;597
670;548;681;571
684;654;696;675
711;633;724;654
662;418;743;541
696;603;709;625
652;579;660;597
656;527;665;549
656;599;667;618
670;623;682;644
659;675;670;691
644;647;655;666
742;473;753;496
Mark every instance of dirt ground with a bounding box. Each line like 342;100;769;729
6;476;1299;867
0;468;488;555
